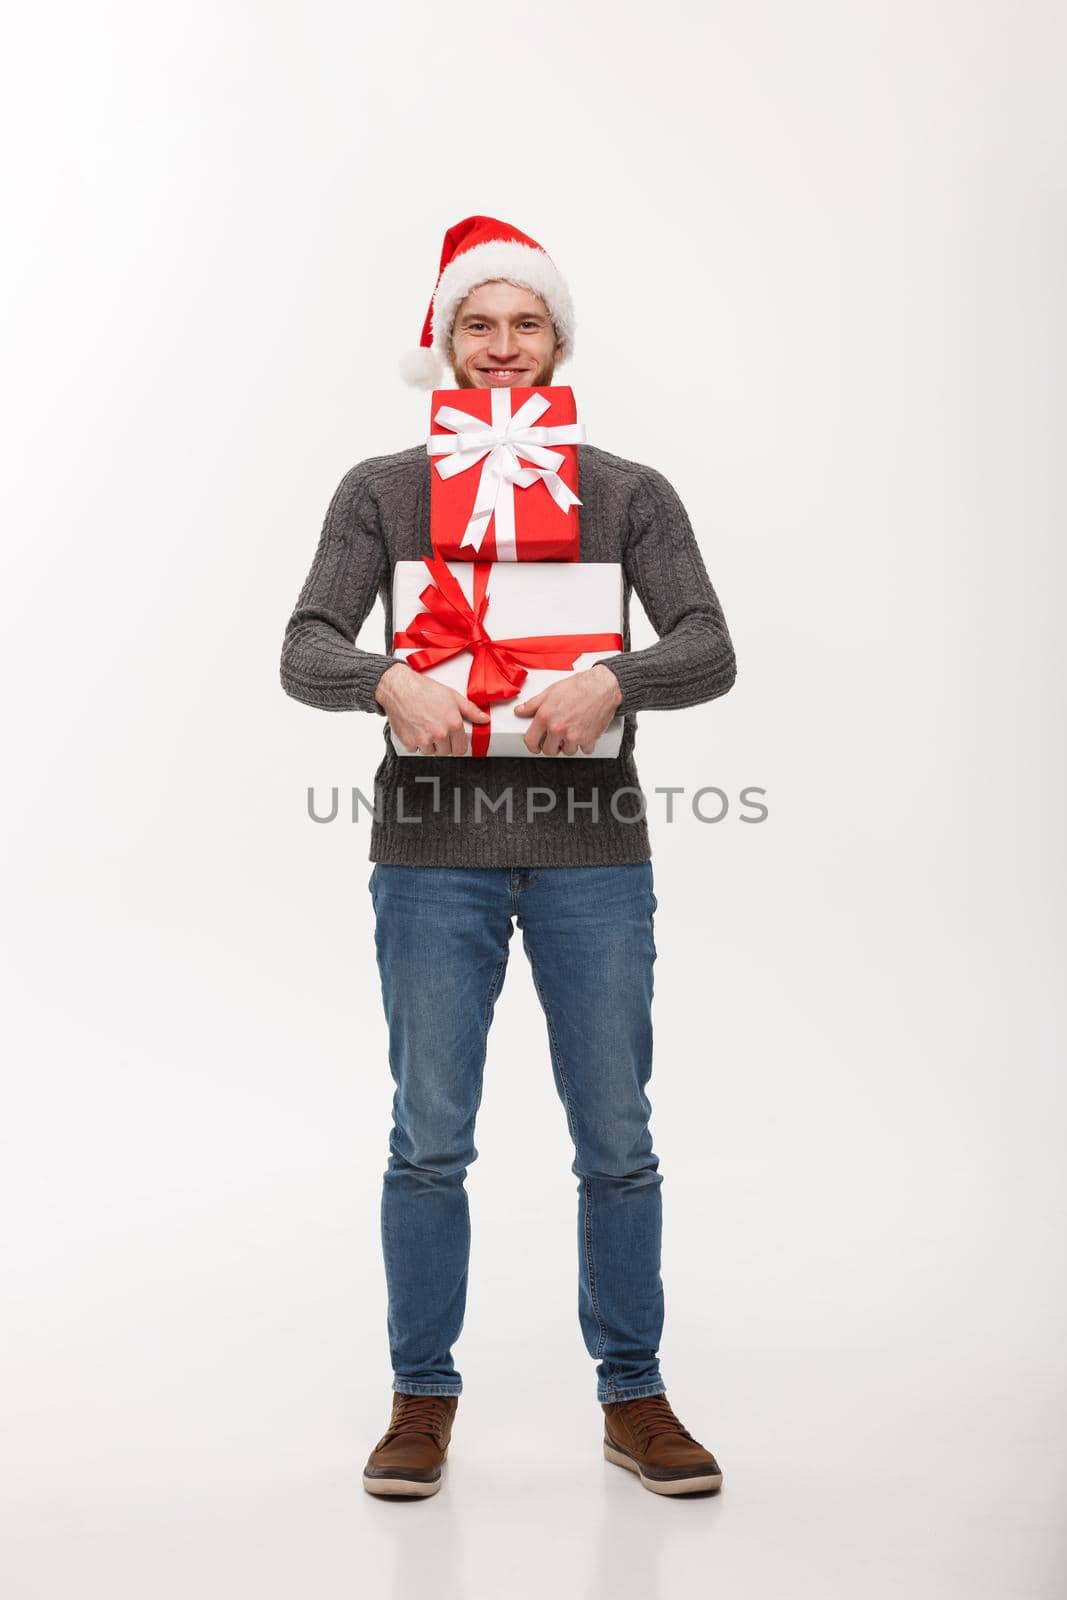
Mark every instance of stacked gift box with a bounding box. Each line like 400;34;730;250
388;385;626;759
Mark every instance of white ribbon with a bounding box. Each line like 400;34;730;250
426;388;585;559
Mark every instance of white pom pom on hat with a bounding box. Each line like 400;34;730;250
399;214;576;389
398;346;445;389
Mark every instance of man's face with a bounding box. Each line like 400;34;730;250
448;280;563;389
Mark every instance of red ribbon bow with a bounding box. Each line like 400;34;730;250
393;551;623;757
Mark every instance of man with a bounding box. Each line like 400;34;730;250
279;215;737;1499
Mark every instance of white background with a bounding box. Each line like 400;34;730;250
2;3;1064;1596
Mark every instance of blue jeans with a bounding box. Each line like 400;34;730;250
368;862;667;1405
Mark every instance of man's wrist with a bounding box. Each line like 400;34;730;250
374;660;410;708
592;661;624;710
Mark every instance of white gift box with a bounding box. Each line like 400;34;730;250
388;558;625;758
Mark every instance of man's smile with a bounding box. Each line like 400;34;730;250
476;367;531;386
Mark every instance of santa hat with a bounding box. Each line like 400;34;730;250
399;215;576;389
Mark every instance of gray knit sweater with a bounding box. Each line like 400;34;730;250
279;443;736;866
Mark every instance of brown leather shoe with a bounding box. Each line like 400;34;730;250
602;1394;723;1496
362;1392;459;1498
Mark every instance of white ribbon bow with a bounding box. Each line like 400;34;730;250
426;388;585;558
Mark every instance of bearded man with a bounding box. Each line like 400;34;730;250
280;215;737;1499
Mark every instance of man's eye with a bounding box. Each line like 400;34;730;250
466;321;538;331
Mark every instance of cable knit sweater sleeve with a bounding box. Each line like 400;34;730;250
279;463;398;715
593;465;737;715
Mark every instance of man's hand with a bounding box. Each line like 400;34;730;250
375;662;491;756
513;664;623;756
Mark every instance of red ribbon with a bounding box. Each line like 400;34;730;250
393;551;623;757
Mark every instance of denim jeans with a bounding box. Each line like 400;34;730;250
367;861;666;1405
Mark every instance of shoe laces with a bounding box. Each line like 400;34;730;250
618;1394;694;1445
380;1393;453;1446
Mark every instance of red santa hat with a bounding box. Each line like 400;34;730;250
399;214;576;389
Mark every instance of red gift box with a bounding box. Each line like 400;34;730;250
427;385;584;562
